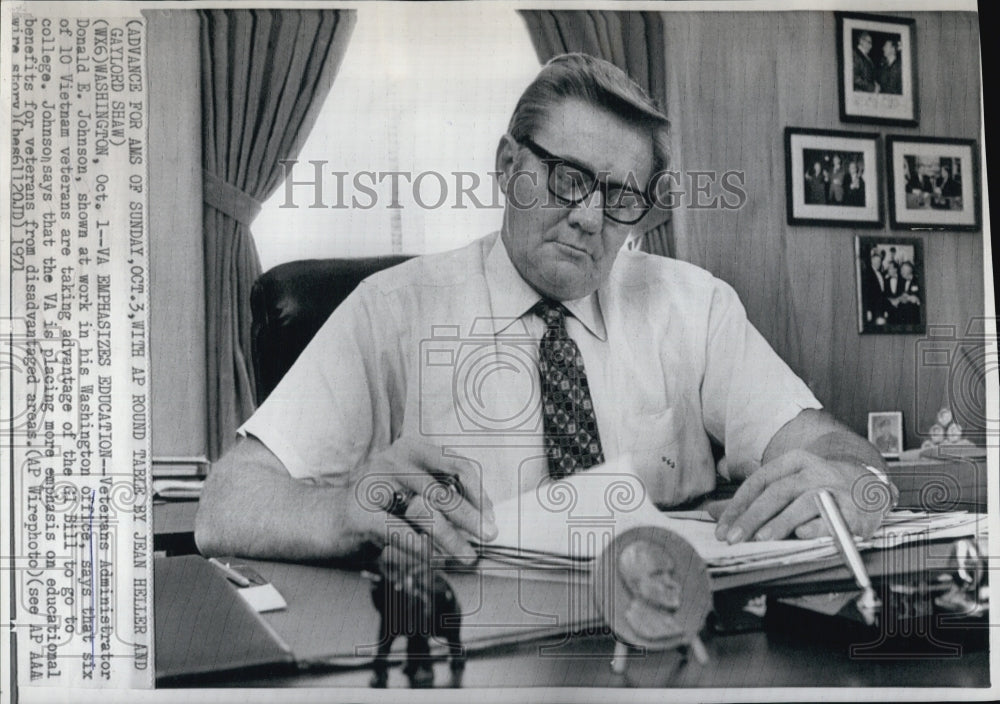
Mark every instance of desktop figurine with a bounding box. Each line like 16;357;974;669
921;406;976;451
364;557;465;688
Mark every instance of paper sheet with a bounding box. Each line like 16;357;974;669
477;467;986;574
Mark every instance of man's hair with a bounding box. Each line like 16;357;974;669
507;53;671;176
858;31;872;44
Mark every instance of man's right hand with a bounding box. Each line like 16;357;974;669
195;434;496;564
341;437;498;566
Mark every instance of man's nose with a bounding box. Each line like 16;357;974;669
566;189;604;233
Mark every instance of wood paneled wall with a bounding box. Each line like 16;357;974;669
663;11;985;448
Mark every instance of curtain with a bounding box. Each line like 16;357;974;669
518;10;674;257
200;9;356;459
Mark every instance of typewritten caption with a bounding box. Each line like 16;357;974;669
8;11;152;688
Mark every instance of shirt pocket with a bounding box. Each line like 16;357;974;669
620;407;683;506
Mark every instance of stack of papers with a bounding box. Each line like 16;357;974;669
474;467;986;579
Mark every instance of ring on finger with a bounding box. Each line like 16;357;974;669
388;489;415;517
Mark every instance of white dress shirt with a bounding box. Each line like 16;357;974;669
242;233;821;507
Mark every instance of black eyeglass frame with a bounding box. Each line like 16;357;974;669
518;136;654;225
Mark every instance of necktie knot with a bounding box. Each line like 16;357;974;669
533;298;567;328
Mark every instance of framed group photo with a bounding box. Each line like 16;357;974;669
855;235;925;334
836;12;918;126
785;128;882;227
886;136;981;231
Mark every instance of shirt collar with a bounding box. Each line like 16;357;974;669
484;232;608;341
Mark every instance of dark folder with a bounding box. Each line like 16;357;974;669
154;555;295;684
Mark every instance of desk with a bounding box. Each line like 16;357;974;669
227;630;988;689
153;459;989;687
155;551;990;689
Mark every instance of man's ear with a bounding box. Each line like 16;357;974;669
495;134;519;195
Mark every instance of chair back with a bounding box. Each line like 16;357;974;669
250;256;412;404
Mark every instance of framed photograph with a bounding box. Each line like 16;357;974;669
855;236;925;334
868;411;904;458
836;12;918;125
785;128;882;227
886;136;981;231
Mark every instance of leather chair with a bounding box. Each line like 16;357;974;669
250;256;413;404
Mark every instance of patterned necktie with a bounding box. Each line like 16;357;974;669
534;298;605;479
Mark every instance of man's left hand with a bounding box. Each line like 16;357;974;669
709;449;891;543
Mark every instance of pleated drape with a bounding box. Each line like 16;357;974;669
518;10;674;257
200;9;356;459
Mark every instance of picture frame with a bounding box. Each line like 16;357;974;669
855;236;926;334
836;12;918;126
886;135;981;231
785;128;882;227
868;411;904;458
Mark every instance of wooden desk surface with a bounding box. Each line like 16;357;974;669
225;628;989;689
155;551;990;689
154;459;990;688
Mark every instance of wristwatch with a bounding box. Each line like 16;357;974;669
860;463;899;512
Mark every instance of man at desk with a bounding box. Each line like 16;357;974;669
196;54;896;566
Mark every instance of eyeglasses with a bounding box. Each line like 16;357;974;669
519;137;652;225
